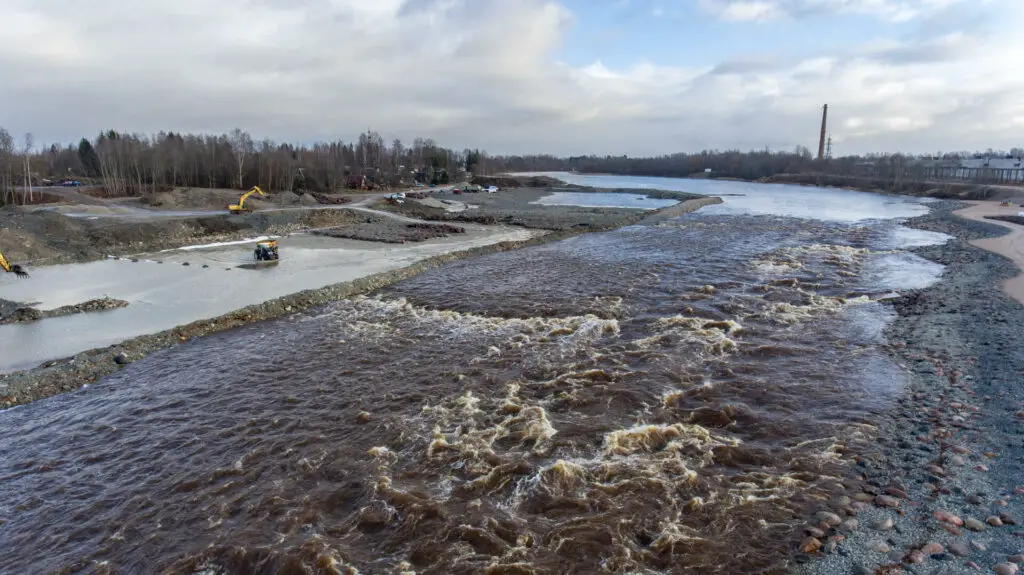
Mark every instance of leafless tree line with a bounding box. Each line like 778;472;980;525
2;123;1021;206
485;146;1024;188
0;127;491;205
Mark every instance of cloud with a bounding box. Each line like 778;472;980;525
698;0;969;22
0;0;1022;156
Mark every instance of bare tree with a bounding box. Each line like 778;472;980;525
228;128;253;189
22;132;34;202
0;128;13;204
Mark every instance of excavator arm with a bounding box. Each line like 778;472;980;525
0;250;29;278
229;186;266;213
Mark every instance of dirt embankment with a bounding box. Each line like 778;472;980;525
313;222;466;244
0;208;372;266
0;297;128;325
139;187;350;211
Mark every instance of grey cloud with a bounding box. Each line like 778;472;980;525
1;0;1022;156
701;0;971;21
710;56;784;75
867;36;975;65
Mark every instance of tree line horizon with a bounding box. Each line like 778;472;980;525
1;126;1020;205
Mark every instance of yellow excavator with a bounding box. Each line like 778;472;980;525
229;186;266;214
0;249;29;278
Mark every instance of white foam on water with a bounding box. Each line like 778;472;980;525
880;225;952;249
860;252;945;291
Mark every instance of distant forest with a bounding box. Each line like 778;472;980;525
1;124;1020;205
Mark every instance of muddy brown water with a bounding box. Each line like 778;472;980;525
0;181;951;574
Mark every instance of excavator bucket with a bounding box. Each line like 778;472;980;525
11;264;28;278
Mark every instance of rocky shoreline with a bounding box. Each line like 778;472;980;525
0;197;721;410
794;201;1024;575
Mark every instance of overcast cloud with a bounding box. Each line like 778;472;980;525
2;0;1022;155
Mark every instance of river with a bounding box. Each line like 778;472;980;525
0;174;951;574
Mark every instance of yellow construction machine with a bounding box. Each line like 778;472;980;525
229;186;266;214
0;249;29;278
253;239;280;262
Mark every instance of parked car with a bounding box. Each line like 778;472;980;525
485;186;498;193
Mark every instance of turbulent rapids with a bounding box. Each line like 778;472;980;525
0;191;950;574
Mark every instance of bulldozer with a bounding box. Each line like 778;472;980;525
0;249;29;278
253;239;279;262
229;186;266;214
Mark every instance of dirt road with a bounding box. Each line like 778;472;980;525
954;201;1024;305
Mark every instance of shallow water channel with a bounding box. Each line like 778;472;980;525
0;177;954;575
0;225;536;373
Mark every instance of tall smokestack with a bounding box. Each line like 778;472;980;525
817;104;828;161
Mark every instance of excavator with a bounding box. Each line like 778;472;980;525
229;186;266;214
0;249;29;278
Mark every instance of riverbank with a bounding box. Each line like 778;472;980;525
0;196;721;409
794;200;1024;575
536;171;1024;202
385;179;706;229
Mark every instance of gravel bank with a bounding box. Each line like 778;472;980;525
986;215;1024;226
0;297;129;325
793;201;1024;575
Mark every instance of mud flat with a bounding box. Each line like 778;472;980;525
794;201;1024;575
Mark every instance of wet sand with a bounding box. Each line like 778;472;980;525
954;201;1024;305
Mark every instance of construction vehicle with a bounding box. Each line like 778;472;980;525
229;186;266;214
0;250;29;278
253;239;279;262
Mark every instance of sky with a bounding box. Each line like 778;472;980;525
1;0;1022;157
